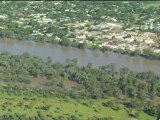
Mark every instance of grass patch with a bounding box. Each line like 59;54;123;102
133;13;139;19
93;40;103;45
0;95;156;120
143;2;160;8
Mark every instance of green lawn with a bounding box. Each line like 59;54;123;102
143;2;160;8
0;95;156;120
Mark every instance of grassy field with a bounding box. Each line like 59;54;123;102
0;94;156;120
143;2;160;8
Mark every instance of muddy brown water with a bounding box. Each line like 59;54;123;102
0;38;160;75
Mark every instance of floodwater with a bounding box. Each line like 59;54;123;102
0;38;160;75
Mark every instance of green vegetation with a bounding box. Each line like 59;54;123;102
0;52;159;119
143;2;160;8
0;1;160;119
0;90;155;120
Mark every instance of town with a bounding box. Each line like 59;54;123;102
0;1;160;59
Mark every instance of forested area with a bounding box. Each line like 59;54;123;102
0;52;159;119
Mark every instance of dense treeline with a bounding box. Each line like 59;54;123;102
0;52;160;117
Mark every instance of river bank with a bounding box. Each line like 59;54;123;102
1;1;160;63
0;38;160;75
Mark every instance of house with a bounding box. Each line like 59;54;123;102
102;35;112;39
143;32;157;38
76;35;86;40
0;26;5;29
144;39;155;46
136;37;143;42
0;14;8;19
154;49;160;53
125;38;134;43
115;35;125;39
79;40;85;43
128;31;138;36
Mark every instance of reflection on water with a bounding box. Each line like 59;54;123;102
25;42;32;48
93;50;99;58
61;46;70;54
104;51;110;59
132;56;141;65
0;38;160;75
79;49;87;57
35;42;47;48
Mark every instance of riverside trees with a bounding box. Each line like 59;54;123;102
0;52;160;117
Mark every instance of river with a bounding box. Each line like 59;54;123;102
0;38;160;75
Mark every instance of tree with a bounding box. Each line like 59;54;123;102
87;36;96;42
47;56;52;65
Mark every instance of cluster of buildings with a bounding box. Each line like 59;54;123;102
0;1;160;54
70;19;159;53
